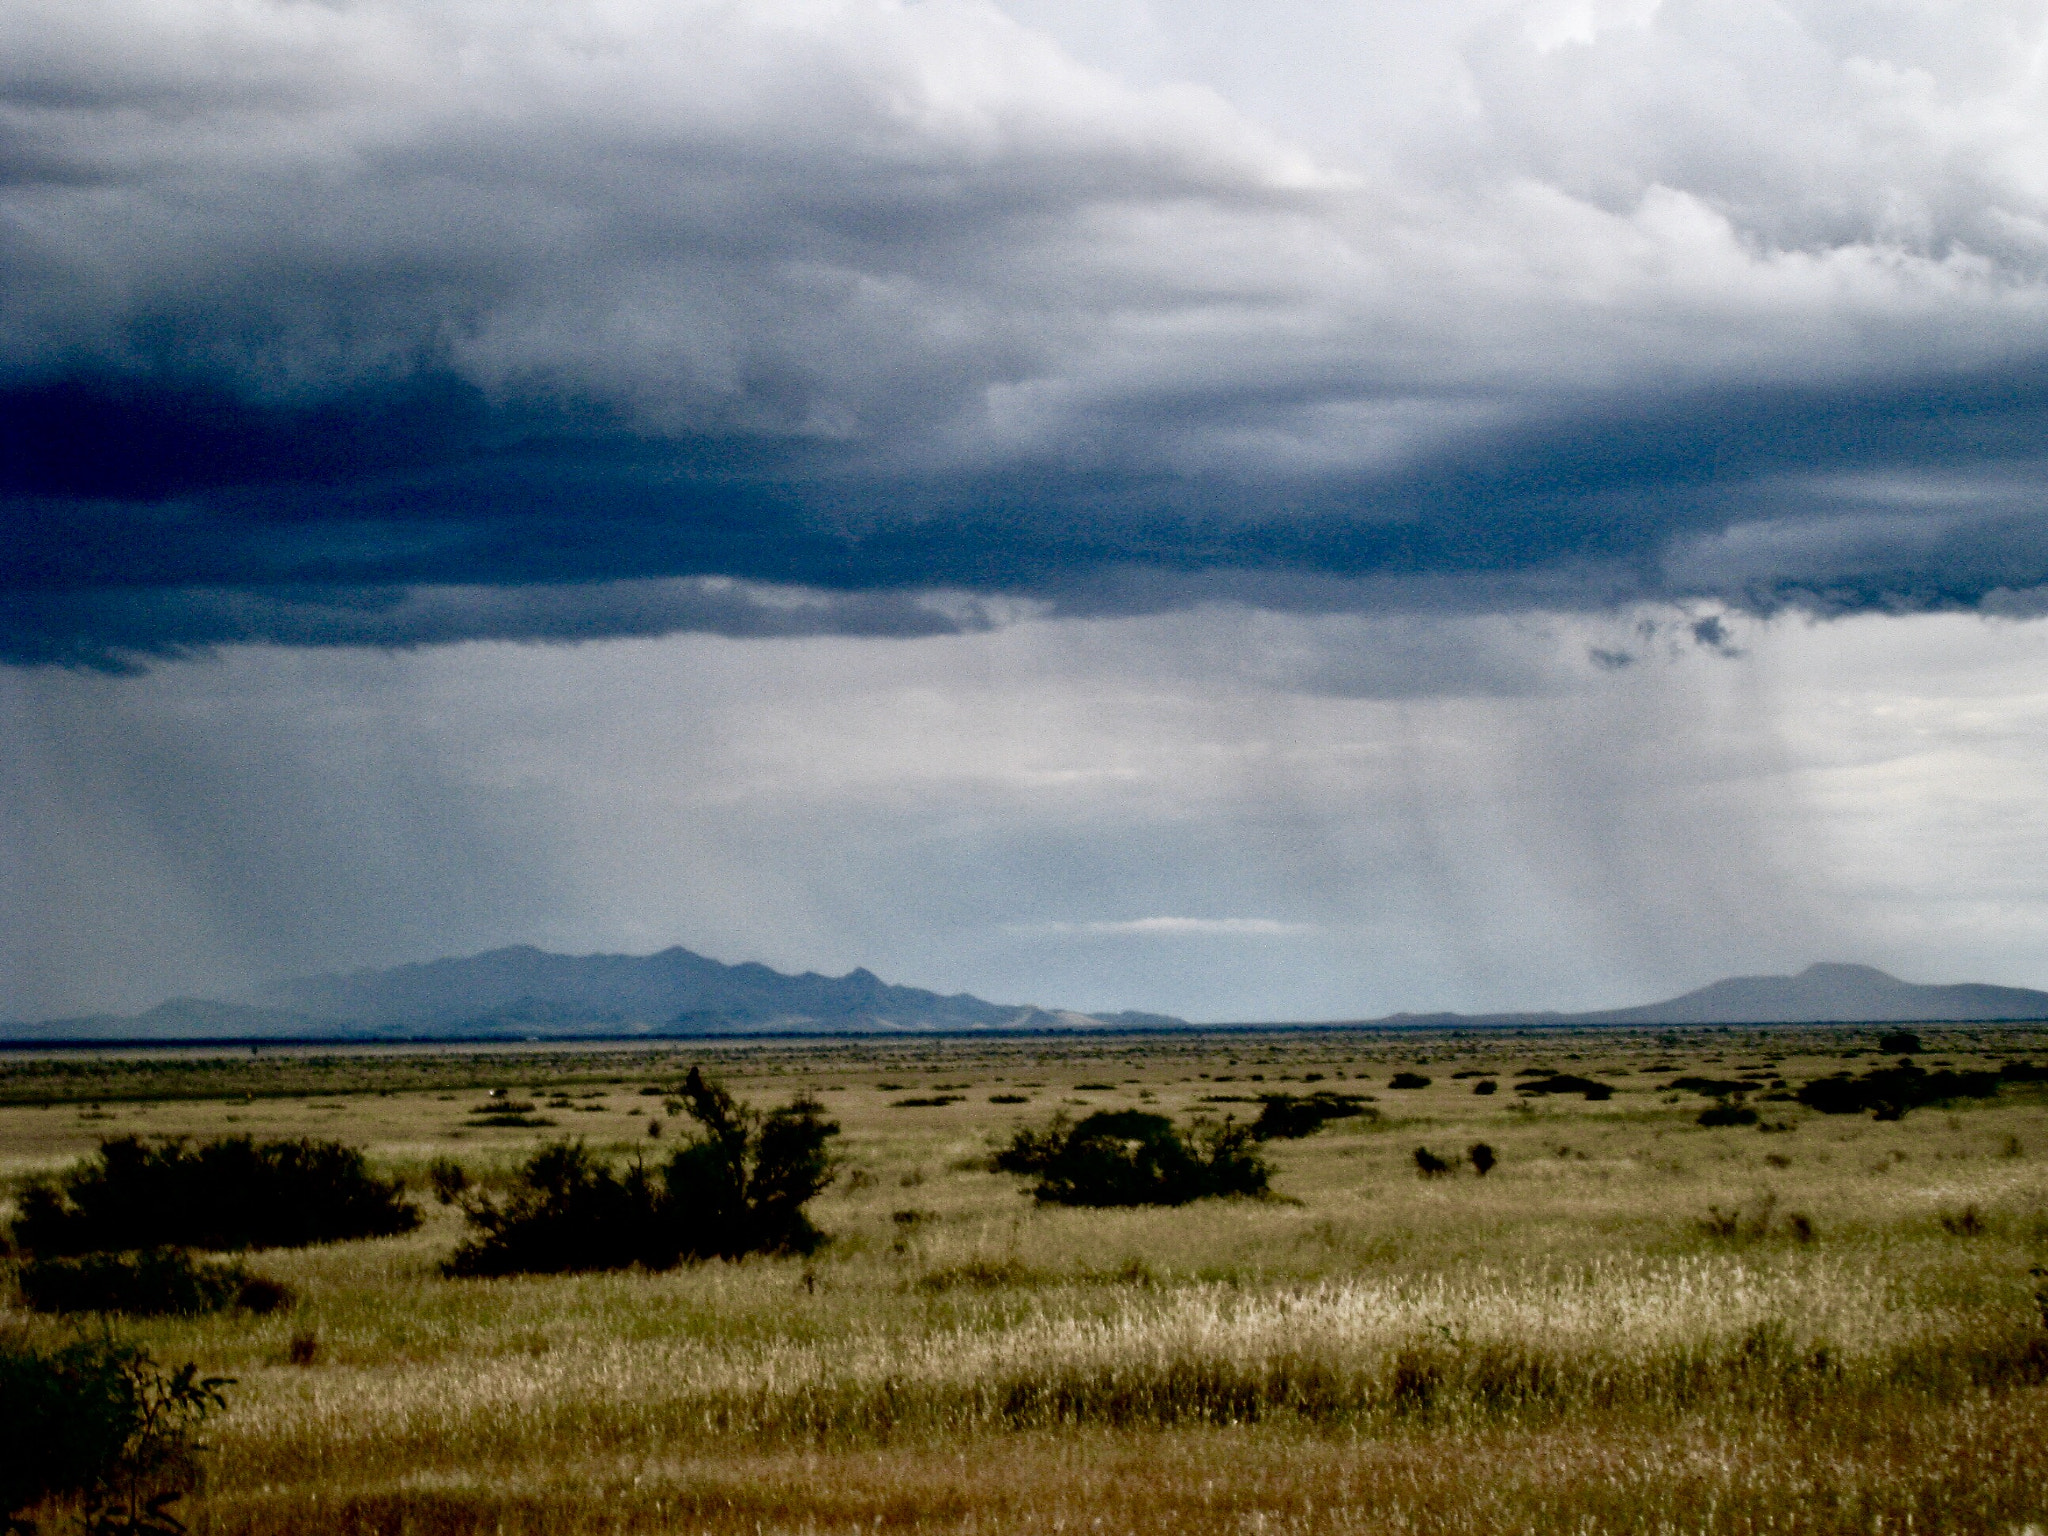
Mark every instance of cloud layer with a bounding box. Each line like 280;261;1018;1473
7;0;2048;664
15;603;2048;1021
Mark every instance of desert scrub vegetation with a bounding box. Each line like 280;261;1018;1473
445;1068;837;1275
1249;1091;1375;1140
1795;1058;2004;1118
3;1025;2046;1533
15;1247;292;1318
1;1331;229;1535
992;1109;1270;1205
10;1135;420;1255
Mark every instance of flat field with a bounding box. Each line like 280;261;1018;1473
4;1026;2048;1535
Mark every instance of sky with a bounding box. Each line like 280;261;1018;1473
8;0;2048;1021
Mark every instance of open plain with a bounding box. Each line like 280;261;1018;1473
4;1025;2047;1535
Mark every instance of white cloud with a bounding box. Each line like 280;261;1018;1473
1006;917;1320;937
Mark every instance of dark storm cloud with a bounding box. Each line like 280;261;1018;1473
7;0;2048;666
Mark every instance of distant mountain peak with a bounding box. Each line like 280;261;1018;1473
0;943;1181;1041
1573;961;2048;1025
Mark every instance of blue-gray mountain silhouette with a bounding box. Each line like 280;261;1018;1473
5;945;1183;1040
1375;962;2048;1027
1573;962;2048;1024
12;956;2045;1042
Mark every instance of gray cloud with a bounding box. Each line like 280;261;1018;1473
21;600;2011;1022
1;578;1008;672
6;0;2048;666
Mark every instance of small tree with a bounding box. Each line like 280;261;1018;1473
1;1335;229;1535
994;1110;1270;1207
1413;1146;1455;1176
1467;1142;1497;1176
1249;1092;1374;1141
445;1068;839;1277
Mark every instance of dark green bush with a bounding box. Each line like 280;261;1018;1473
1468;1141;1497;1176
1877;1030;1922;1054
426;1157;469;1206
11;1135;420;1257
1413;1146;1455;1176
1515;1074;1614;1101
993;1109;1270;1207
0;1334;228;1535
1795;1062;2000;1119
1387;1072;1432;1090
1698;1100;1761;1127
1249;1091;1375;1141
1665;1076;1762;1097
15;1247;293;1317
445;1068;839;1277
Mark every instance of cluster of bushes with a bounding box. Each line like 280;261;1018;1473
1;1334;228;1535
16;1248;291;1319
1796;1061;2002;1120
1698;1100;1761;1127
13;1134;420;1255
6;1133;419;1319
1667;1075;1767;1098
1514;1074;1614;1101
1414;1142;1495;1177
445;1068;839;1276
1249;1091;1375;1141
1699;1194;1813;1244
993;1110;1271;1206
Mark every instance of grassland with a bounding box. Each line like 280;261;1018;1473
4;1025;2047;1534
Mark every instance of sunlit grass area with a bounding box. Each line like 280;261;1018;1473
4;1025;2047;1533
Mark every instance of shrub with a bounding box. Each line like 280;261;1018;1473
993;1109;1270;1207
1665;1076;1763;1096
1700;1195;1789;1242
1795;1062;2000;1119
916;1258;1035;1293
1468;1142;1497;1176
16;1247;292;1317
1878;1030;1922;1055
1939;1206;1988;1237
445;1068;839;1277
426;1157;469;1206
1515;1074;1614;1101
0;1334;229;1535
1473;1079;1498;1095
1413;1146;1455;1177
11;1135;420;1257
1697;1100;1760;1127
1249;1091;1375;1141
1387;1073;1432;1090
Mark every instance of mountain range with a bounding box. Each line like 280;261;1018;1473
1;944;1184;1041
1370;962;2048;1027
5;954;2045;1044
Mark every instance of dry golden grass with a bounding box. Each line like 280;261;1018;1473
4;1024;2047;1533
